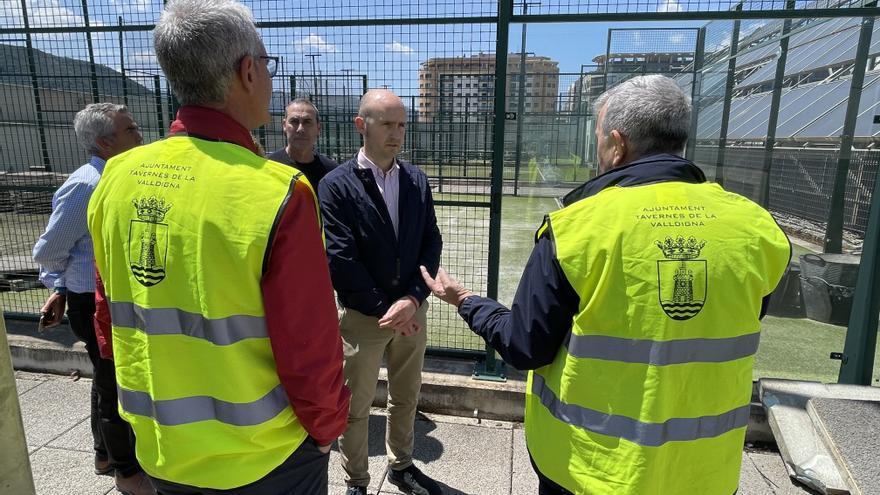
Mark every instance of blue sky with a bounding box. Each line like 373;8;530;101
1;0;721;96
511;21;707;73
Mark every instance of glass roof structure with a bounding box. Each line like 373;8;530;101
694;12;880;141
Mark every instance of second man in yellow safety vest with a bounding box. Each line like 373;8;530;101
87;0;350;493
422;74;790;495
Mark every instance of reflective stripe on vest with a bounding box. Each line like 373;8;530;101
565;331;760;365
109;300;267;345
119;384;288;427
531;373;750;447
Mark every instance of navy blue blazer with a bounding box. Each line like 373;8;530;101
317;156;443;317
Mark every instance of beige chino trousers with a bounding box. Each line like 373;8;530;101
337;301;429;488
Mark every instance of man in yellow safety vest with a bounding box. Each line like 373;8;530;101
422;74;790;495
87;0;350;493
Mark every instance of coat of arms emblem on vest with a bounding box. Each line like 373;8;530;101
656;236;707;320
129;196;172;287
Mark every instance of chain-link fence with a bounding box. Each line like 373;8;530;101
694;146;880;237
2;0;878;373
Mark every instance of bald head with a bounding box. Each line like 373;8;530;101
358;89;405;121
355;89;407;170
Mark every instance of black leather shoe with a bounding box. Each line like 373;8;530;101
115;471;156;495
346;486;367;495
387;465;442;495
94;457;113;476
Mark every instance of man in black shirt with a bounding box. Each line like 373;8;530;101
268;98;337;190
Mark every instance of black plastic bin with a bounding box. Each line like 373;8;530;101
798;253;860;326
767;261;805;318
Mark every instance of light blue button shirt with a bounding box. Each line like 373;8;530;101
357;148;400;238
32;155;105;294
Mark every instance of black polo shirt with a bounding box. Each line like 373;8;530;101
267;149;338;193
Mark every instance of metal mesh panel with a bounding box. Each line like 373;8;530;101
0;2;499;354
769;148;840;223
502;71;596;193
694;145;879;236
605;28;699;92
253;0;498;23
524;0;867;15
610;28;699;55
257;21;497;352
844;150;879;235
2;0;878;361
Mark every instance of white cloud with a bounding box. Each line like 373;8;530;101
111;0;152;13
657;0;683;12
385;41;414;55
293;34;337;53
28;0;86;28
1;0;106;43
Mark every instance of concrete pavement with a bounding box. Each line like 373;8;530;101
14;370;818;495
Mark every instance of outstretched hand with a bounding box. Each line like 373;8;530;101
420;265;474;307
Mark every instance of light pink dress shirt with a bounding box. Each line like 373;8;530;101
357;148;400;238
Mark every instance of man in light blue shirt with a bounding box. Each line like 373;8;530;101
32;103;153;495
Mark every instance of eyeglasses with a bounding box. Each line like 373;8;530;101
260;55;280;78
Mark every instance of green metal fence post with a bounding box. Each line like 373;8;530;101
464;95;470;178
153;75;165;138
80;0;100;103
572;65;584;182
473;0;513;382
603;29;612;93
20;0;51;171
759;0;795;207
824;15;875;254
166;83;177;128
257;126;267;150
330;86;340;158
511;3;541;196
838;152;880;385
118;17;128;106
511;7;531;197
716;6;742;187
341;69;354;159
438;76;446;194
685;27;705;162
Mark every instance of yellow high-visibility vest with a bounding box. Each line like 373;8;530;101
526;180;790;495
88;136;316;489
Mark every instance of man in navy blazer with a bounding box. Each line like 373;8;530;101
318;89;443;495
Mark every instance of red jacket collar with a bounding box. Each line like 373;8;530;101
168;106;259;155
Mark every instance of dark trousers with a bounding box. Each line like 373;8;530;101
67;290;140;477
149;438;330;495
530;454;573;495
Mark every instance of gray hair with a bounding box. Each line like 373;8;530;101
154;0;264;106
286;98;320;123
594;74;691;158
73;103;128;155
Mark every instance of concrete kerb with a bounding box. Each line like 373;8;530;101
4;317;774;442
5;319;93;379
